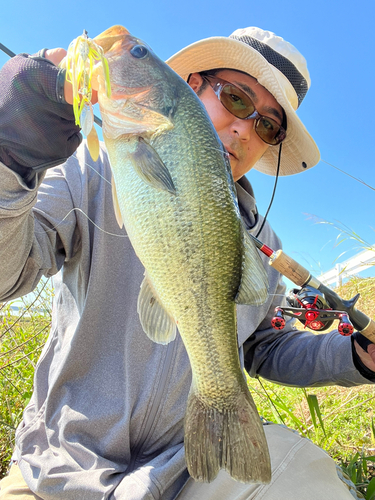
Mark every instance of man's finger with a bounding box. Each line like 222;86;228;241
368;343;375;363
44;48;98;107
354;340;375;372
45;48;67;66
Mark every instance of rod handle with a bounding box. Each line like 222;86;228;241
269;250;310;287
359;319;375;343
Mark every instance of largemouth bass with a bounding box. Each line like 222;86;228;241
90;25;271;483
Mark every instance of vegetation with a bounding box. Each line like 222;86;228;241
0;280;52;478
0;276;374;497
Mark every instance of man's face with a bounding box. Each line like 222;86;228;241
188;69;284;181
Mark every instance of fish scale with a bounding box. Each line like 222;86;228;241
91;24;272;484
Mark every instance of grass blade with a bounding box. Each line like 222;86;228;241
366;477;375;500
305;392;326;436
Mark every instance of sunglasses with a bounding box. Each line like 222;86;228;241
202;74;286;146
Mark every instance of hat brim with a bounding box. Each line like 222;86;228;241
166;37;320;176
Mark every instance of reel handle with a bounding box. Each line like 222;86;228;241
248;234;375;343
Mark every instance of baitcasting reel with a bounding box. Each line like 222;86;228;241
271;285;354;335
247;232;374;343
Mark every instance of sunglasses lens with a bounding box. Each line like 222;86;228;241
220;84;255;119
205;75;286;145
256;117;284;145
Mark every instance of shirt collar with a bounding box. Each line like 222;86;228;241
235;176;258;229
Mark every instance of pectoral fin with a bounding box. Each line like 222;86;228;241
137;272;176;345
235;228;269;306
130;138;176;194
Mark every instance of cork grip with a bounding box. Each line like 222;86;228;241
269;250;310;286
360;319;375;343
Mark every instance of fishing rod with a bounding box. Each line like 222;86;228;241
250;233;375;342
0;42;15;58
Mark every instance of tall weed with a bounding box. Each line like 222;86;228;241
0;280;52;477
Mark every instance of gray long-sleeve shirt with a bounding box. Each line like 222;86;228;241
0;142;372;500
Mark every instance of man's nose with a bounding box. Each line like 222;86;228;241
230;118;254;141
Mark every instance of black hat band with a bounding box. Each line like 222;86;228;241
229;34;308;107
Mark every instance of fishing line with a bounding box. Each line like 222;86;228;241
33;153;120;237
2;40;374;248
34;207;128;238
320;159;375;192
76;153;112;186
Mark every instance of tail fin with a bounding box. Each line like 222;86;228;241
184;389;271;484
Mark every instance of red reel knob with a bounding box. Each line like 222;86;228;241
338;313;354;336
271;308;286;330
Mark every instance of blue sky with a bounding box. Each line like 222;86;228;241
1;0;374;282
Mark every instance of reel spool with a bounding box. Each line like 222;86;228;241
287;286;334;331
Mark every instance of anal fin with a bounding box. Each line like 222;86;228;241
137;272;176;345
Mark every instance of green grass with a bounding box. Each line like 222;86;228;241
0;280;52;478
247;377;375;496
1;277;375;497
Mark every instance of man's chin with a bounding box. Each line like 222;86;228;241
228;156;237;177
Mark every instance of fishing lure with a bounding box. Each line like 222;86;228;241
64;30;111;161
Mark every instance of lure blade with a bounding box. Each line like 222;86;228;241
81;102;94;137
87;125;100;162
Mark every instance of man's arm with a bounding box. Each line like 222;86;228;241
242;224;375;387
0;50;82;300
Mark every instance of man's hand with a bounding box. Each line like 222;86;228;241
0;49;83;179
354;340;375;372
44;48;98;106
44;48;73;105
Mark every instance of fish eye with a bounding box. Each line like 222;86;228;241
130;45;148;59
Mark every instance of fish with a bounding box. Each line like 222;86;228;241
84;25;272;483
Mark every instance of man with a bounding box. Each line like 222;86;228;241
0;26;374;500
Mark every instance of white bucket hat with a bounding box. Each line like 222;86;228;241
166;27;320;176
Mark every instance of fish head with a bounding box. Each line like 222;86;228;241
92;25;179;140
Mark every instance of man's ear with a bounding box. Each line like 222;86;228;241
188;73;204;94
